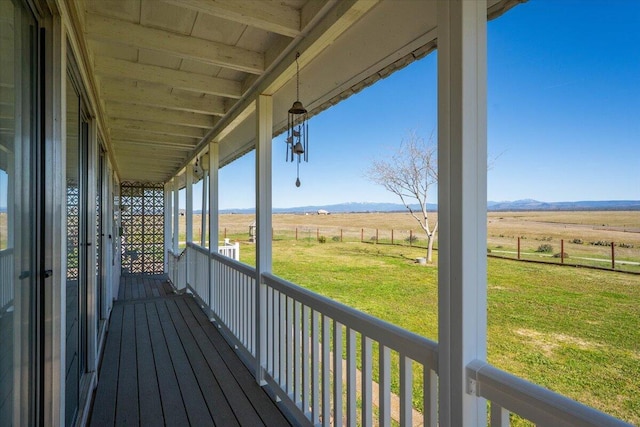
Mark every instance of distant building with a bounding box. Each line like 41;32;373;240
317;209;330;215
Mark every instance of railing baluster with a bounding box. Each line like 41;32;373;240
333;321;343;425
287;296;294;397
362;336;373;427
267;287;273;375
322;315;331;425
302;305;310;414
490;402;510;427
425;367;438;427
379;345;391;427
347;328;357;427
400;355;412;426
295;301;303;406
280;292;286;388
311;310;320;424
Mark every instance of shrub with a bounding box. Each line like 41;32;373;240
405;235;419;243
370;235;378;242
536;244;553;253
571;238;583;244
590;240;611;247
618;242;634;249
487;248;492;253
553;252;569;259
331;236;341;242
318;236;327;243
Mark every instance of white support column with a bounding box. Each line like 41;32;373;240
173;179;179;253
437;1;488;426
208;142;219;313
200;170;208;246
208;142;219;253
255;94;273;384
186;164;194;245
164;180;173;272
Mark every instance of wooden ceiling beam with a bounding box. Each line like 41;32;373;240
85;13;264;74
161;0;301;38
109;118;205;139
105;102;216;129
93;56;242;99
101;80;226;116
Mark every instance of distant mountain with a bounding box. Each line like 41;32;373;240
487;199;640;211
220;199;640;214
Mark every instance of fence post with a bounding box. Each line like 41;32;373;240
317;228;320;242
410;230;413;247
224;227;227;239
361;228;364;242
391;229;394;245
340;229;343;242
517;236;521;260
611;241;615;269
561;239;564;264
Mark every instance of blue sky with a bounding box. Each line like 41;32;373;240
207;0;639;210
0;2;638;211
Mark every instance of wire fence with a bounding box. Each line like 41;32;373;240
206;224;640;274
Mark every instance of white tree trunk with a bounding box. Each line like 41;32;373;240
427;233;436;263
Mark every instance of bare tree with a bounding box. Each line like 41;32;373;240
366;130;438;262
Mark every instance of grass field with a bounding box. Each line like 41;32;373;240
0;212;7;249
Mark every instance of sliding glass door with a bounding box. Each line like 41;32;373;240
0;0;39;425
65;71;90;427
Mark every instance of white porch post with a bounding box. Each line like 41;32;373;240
208;142;219;253
255;94;272;384
200;171;208;246
186;164;194;244
172;179;179;253
208;142;219;311
437;1;488;426
164;180;172;272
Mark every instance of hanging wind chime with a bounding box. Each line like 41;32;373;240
286;52;308;187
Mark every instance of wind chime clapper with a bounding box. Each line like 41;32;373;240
286;52;308;187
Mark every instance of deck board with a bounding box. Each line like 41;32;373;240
89;274;290;427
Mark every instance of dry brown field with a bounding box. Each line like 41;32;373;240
180;210;640;270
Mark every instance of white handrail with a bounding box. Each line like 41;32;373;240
467;360;634;427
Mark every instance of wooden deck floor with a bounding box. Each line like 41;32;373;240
90;274;290;427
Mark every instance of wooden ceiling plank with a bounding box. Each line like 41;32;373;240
113;139;195;151
101;80;226;116
161;0;301;38
105;101;216;128
93;56;242;99
109;117;205;139
85;13;264;74
111;128;198;146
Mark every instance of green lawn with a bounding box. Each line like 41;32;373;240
238;239;639;425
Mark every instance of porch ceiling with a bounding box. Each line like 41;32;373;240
76;0;522;183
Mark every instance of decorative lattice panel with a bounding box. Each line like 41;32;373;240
120;182;165;274
66;182;79;280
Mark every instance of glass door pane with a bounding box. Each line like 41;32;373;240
64;74;80;427
0;0;38;425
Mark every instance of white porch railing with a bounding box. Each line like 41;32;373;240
0;249;14;313
167;244;632;427
0;248;14;312
167;248;186;290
